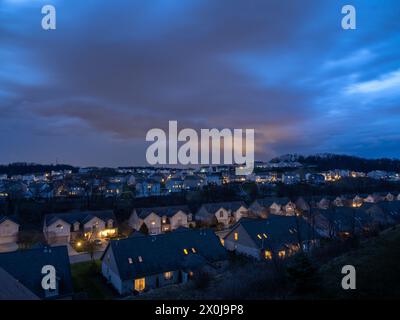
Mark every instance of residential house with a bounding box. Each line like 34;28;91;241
0;246;73;299
165;178;184;193
0;216;19;253
129;205;193;235
308;207;373;239
333;195;348;207
375;201;400;223
305;173;325;185
25;182;54;199
249;197;296;217
0;267;39;300
43;210;117;245
100;228;228;295
364;193;383;203
352;195;365;208
205;173;223;186
183;175;204;190
384;192;395;201
223;216;318;260
135;179;161;197
310;196;331;210
360;203;396;226
295;197;310;212
282;173;301;185
195;201;248;227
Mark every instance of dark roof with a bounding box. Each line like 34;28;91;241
0;215;19;225
44;210;115;227
0;246;73;299
200;201;247;213
0;267;39;300
102;228;227;280
311;207;373;231
135;205;190;219
226;216;317;251
376;201;400;222
254;197;291;207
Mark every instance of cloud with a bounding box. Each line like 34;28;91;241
346;69;400;95
0;0;400;165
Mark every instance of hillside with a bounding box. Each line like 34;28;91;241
271;154;400;172
317;225;400;299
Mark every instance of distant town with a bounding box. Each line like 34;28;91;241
1;153;400;299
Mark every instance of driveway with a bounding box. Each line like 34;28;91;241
0;242;18;253
69;251;104;264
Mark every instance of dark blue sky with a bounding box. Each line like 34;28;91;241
0;0;399;166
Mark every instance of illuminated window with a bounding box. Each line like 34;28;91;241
151;220;156;225
128;258;133;264
191;248;196;253
278;250;286;258
265;250;272;260
220;238;225;246
263;233;267;239
138;256;143;263
134;278;145;292
164;271;173;280
183;249;189;255
257;234;262;239
234;232;238;241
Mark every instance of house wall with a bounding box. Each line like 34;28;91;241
143;213;162;235
0;220;19;245
224;225;260;259
170;211;188;230
128;211;142;230
249;201;265;217
269;203;282;215
195;207;214;224
44;219;71;244
101;246;123;294
233;206;248;222
214;208;230;226
117;271;183;295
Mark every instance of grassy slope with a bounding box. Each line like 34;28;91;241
317;225;400;299
71;260;117;300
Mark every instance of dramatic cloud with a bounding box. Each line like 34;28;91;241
0;0;399;166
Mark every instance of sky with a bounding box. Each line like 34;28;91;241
0;0;399;167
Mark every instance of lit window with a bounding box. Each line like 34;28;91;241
234;232;238;241
265;250;272;260
220;238;225;246
257;234;262;239
183;249;189;255
191;248;196;253
151;220;156;225
164;271;173;280
263;233;267;239
128;258;133;264
278;251;286;258
134;278;145;292
138;256;143;263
